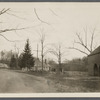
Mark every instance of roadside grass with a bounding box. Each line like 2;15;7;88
53;77;100;92
47;72;100;92
26;70;100;92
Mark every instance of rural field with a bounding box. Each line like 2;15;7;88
0;69;100;93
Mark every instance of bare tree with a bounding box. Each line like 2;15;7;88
34;8;50;25
0;8;10;16
48;43;67;72
69;27;97;56
0;8;28;42
36;27;54;72
40;31;45;72
36;28;47;72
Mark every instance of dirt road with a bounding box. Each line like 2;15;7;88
0;69;56;93
1;69;100;93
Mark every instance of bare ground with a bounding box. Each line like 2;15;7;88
0;69;100;93
0;69;56;93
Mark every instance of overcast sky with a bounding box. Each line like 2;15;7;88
0;3;100;62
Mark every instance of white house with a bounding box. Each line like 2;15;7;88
32;58;51;71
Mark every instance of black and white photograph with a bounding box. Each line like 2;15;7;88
0;3;100;96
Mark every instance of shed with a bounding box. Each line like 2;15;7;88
88;46;100;76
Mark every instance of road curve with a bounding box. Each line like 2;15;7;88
0;69;56;93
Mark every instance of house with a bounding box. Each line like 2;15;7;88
88;46;100;76
0;63;9;69
32;58;51;71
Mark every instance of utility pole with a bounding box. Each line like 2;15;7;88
33;44;41;59
14;43;16;53
41;41;44;72
14;43;20;69
33;44;41;71
36;44;39;71
37;44;39;59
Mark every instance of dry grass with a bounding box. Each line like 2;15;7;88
45;71;100;92
11;70;100;92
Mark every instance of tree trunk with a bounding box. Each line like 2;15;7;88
41;42;44;72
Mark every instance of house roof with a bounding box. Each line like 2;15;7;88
88;46;100;57
34;58;41;66
34;58;51;67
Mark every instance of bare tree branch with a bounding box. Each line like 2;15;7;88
49;43;66;71
47;48;59;58
0;26;31;42
0;34;25;42
75;32;91;53
49;8;58;17
6;11;35;22
69;47;89;56
76;32;83;44
0;8;10;15
61;50;68;56
69;27;97;56
83;27;87;47
34;8;50;25
90;28;96;52
0;34;15;42
0;27;27;34
6;12;27;20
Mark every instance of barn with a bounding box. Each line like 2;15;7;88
88;46;100;76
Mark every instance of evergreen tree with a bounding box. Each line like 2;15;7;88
18;53;24;69
19;39;35;70
10;55;17;69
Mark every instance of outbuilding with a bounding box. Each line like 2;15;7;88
88;46;100;76
33;58;51;71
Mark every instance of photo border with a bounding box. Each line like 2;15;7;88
0;1;100;99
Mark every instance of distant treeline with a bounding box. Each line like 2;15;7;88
0;39;88;72
62;57;88;71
